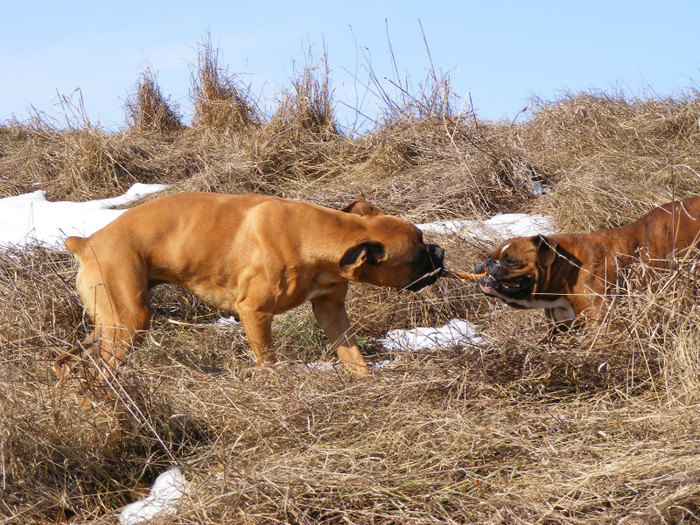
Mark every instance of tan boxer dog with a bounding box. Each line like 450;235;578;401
55;192;445;386
470;196;700;327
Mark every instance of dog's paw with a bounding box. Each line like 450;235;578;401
53;359;73;385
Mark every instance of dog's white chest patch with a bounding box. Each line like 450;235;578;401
546;300;576;323
503;295;575;321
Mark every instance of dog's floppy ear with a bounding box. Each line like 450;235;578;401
340;200;384;217
533;235;558;270
339;240;387;268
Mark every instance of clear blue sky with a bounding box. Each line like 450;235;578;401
2;1;699;131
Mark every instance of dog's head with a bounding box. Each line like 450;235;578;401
338;201;445;292
476;234;560;308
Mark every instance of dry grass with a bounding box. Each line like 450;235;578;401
520;90;700;231
1;41;700;524
191;36;261;137
126;69;184;135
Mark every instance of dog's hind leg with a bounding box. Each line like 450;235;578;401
58;251;151;389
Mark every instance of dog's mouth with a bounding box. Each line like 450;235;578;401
403;266;445;292
478;274;534;299
401;243;445;292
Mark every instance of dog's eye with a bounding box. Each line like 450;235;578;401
503;256;519;267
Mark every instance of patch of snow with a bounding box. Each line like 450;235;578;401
0;183;167;248
0;184;553;250
418;220;469;235
382;318;484;351
211;316;242;327
371;359;393;369
530;182;547;195
419;213;555;242
119;467;186;525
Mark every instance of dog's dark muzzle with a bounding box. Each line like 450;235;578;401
479;258;534;299
404;244;445;292
485;257;510;280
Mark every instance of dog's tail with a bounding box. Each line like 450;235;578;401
65;236;88;256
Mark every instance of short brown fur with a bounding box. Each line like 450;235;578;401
474;196;700;326
56;192;445;386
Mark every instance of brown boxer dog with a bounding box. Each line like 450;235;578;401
472;196;700;327
55;192;445;386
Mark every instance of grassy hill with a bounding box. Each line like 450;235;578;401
1;43;699;524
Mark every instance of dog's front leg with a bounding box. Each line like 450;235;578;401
310;287;370;377
54;330;97;384
238;309;276;367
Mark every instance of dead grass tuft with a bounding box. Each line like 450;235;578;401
273;51;338;139
611;250;700;404
126;68;184;134
249;50;348;185
191;36;261;136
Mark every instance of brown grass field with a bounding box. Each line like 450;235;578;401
1;42;700;524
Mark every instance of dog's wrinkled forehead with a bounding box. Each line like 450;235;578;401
492;237;534;260
490;237;555;274
373;216;424;245
498;242;512;256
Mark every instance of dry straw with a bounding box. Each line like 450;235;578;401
126;68;184;135
1;39;700;523
191;35;261;136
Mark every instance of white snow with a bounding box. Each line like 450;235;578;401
0;183;553;252
119;467;186;525
210;315;242;327
0;183;167;248
300;361;336;372
381;318;484;351
419;213;554;241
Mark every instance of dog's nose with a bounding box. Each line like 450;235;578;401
486;257;500;272
486;257;508;279
427;244;445;266
474;262;485;274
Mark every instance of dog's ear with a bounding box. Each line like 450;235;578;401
340;200;384;217
533;235;558;270
339;240;387;269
